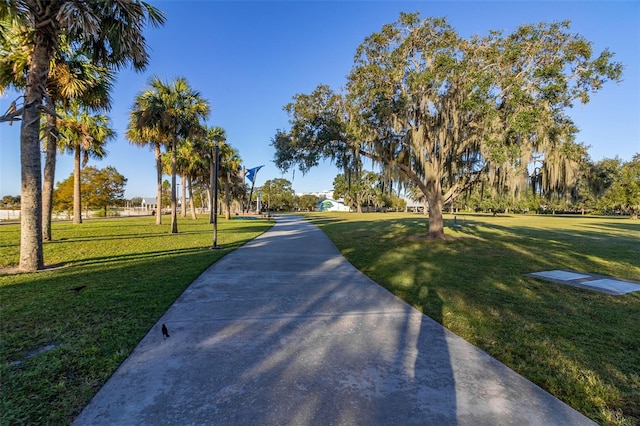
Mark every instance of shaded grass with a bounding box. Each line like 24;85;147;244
0;216;272;425
306;212;640;426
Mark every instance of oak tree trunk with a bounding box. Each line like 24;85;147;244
425;180;446;240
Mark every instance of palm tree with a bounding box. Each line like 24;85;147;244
42;49;114;239
127;99;167;225
0;0;164;271
190;127;242;221
177;139;210;220
218;141;243;220
57;102;115;223
129;76;209;233
0;13;29;97
204;126;226;223
1;14;116;239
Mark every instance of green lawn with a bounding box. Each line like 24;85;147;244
0;216;272;425
1;213;638;425
305;212;640;426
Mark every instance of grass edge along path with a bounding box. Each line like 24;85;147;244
0;216;272;425
305;212;640;426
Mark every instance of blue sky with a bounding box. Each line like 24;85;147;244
1;1;639;199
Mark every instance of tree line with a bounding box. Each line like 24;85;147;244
328;153;640;218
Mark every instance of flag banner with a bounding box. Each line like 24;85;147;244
246;165;264;184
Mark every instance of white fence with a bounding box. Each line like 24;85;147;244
0;209;20;221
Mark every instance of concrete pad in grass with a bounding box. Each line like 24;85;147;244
529;270;640;296
580;279;640;295
531;270;591;281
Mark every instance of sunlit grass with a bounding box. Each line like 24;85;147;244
0;216;272;424
306;212;640;426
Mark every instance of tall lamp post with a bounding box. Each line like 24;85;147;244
211;142;220;249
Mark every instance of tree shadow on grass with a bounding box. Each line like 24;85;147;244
317;213;640;424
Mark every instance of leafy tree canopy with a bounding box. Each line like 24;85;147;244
602;154;640;219
272;12;622;238
1;195;20;207
261;178;296;211
297;194;320;211
54;166;126;215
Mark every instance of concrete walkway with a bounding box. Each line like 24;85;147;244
74;216;594;425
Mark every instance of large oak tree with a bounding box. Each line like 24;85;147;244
272;13;622;239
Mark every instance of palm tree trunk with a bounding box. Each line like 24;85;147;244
170;138;178;233
224;180;231;220
181;174;187;218
206;187;212;216
155;143;162;225
42;113;57;241
73;146;82;224
19;37;49;271
189;176;197;220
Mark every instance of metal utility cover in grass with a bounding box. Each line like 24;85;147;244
533;271;591;281
529;270;640;296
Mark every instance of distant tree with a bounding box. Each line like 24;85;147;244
332;171;382;212
57;102;115;223
602;155;640;219
53;166;126;217
332;173;361;213
201;126;226;222
261;178;296;211
298;194;319;211
217;138;243;220
174;138;207;220
130;197;143;207
360;171;383;212
53;174;74;216
1;195;20;208
83;166;127;216
161;179;171;210
384;193;407;212
222;170;247;217
591;158;622;203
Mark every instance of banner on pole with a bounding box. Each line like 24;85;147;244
245;165;264;184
